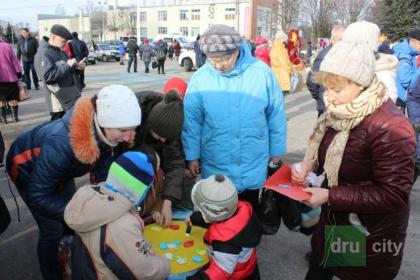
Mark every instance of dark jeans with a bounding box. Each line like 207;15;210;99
23;61;39;89
238;189;260;209
157;59;165;74
16;180;76;280
127;54;137;72
144;61;150;73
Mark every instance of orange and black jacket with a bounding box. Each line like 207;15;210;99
188;201;262;280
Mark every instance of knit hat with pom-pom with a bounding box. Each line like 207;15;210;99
147;90;184;139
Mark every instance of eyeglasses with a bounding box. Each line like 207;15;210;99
207;51;237;68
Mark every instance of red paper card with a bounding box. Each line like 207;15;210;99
264;163;312;201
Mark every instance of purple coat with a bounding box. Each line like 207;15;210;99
0;38;22;83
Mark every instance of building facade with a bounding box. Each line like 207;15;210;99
37;0;277;43
38;14;91;40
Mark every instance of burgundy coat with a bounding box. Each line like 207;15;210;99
311;100;416;280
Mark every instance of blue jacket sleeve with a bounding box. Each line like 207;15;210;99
266;71;287;157
406;76;420;124
27;136;76;221
182;83;204;161
397;55;420;91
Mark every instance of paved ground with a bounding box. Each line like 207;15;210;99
0;59;419;279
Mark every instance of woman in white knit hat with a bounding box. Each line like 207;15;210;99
343;20;399;102
6;84;141;280
291;41;415;280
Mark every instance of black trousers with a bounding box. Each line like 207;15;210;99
157;59;165;74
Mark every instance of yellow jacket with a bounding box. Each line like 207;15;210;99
270;40;293;92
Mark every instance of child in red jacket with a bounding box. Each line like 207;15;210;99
187;174;262;280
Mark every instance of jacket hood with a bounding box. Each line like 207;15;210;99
64;185;133;232
255;36;268;45
393;39;420;56
67;96;103;164
207;41;257;78
376;53;398;72
39;36;50;50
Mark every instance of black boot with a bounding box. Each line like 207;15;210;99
1;106;8;124
11;105;19;122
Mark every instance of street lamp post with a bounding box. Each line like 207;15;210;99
137;0;140;43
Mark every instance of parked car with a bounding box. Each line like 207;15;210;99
86;51;97;64
104;40;120;50
178;49;206;71
95;44;121;62
156;34;193;49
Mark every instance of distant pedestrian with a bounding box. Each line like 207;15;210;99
254;35;271;66
156;40;168;74
118;41;125;65
306;25;345;116
38;24;82;120
393;28;420;111
0;36;22;123
126;39;139;73
173;40;181;59
193;35;204;68
140;38;154;73
270;30;293;94
69;32;89;89
17;28;39;90
168;43;174;60
306;41;312;64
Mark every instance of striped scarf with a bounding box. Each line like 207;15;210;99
305;77;388;187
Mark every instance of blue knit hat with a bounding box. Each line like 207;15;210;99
104;151;155;207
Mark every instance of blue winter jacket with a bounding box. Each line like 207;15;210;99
118;43;126;56
393;39;420;101
406;75;420;124
182;42;287;192
6;97;114;221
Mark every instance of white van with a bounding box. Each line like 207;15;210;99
155;34;192;49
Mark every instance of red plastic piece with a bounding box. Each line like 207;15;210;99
183;240;194;248
169;224;180;230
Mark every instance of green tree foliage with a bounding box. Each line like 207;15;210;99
4;23;15;44
381;0;420;41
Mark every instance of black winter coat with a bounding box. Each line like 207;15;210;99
17;36;38;62
69;38;89;62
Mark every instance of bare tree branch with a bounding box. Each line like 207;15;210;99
334;0;374;25
302;0;336;41
277;0;304;31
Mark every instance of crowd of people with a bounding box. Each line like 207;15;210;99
0;19;419;280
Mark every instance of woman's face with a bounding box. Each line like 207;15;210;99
207;50;239;73
325;82;364;106
104;127;136;145
150;130;166;143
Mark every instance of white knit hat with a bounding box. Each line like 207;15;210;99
191;174;238;223
320;41;375;87
343;21;380;52
96;85;141;128
274;30;288;42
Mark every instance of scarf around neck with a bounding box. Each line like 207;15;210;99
304;77;388;186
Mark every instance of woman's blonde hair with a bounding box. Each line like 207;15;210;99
314;71;360;89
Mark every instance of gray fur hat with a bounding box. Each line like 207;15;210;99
199;24;242;57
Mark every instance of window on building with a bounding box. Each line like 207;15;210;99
191;27;200;38
158;10;167;21
191;9;200;20
140;27;147;37
140;11;147;22
158;27;167;34
179;27;188;37
225;7;235;20
180;9;188;20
